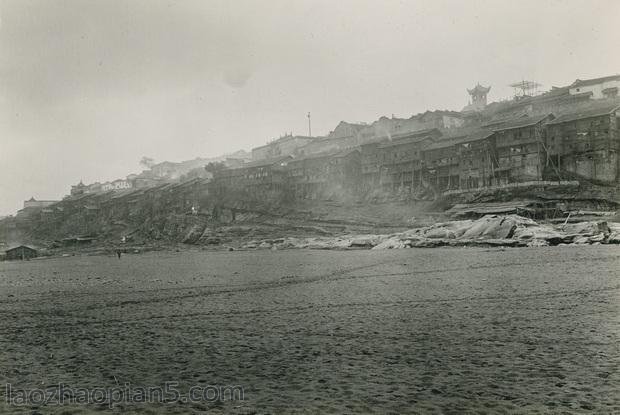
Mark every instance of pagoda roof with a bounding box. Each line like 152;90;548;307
467;84;491;95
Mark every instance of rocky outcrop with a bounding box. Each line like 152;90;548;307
182;224;206;244
235;215;619;250
608;223;620;244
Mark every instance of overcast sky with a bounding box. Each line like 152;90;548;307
1;0;619;215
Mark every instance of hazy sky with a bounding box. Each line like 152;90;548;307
1;0;619;215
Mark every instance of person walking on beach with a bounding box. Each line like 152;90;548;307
116;249;122;259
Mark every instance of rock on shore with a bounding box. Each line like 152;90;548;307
238;215;619;250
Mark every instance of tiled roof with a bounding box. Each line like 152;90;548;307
546;103;620;125
571;75;620;88
289;148;359;163
332;148;360;158
239;155;293;169
5;244;38;252
492;114;552;132
335;121;367;131
423;128;494;151
252;135;314;151
376;128;440;148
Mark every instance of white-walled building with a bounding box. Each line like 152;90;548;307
101;179;132;191
569;75;620;99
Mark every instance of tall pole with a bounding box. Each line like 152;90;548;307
307;112;312;137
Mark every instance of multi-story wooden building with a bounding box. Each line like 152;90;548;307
453;128;496;189
421;138;463;191
492;114;554;184
359;139;385;192
376;129;440;192
287;149;360;199
212;156;293;199
545;103;620;183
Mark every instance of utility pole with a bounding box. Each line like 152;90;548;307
307;112;312;137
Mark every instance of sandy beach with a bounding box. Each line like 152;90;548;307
0;246;619;414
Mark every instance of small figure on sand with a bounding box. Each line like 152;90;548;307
116;249;122;259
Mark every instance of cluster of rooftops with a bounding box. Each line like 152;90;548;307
14;74;620;213
230;84;620;171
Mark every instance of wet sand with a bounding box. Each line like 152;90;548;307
0;246;619;414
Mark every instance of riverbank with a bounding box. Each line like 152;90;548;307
1;246;619;414
14;214;619;263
